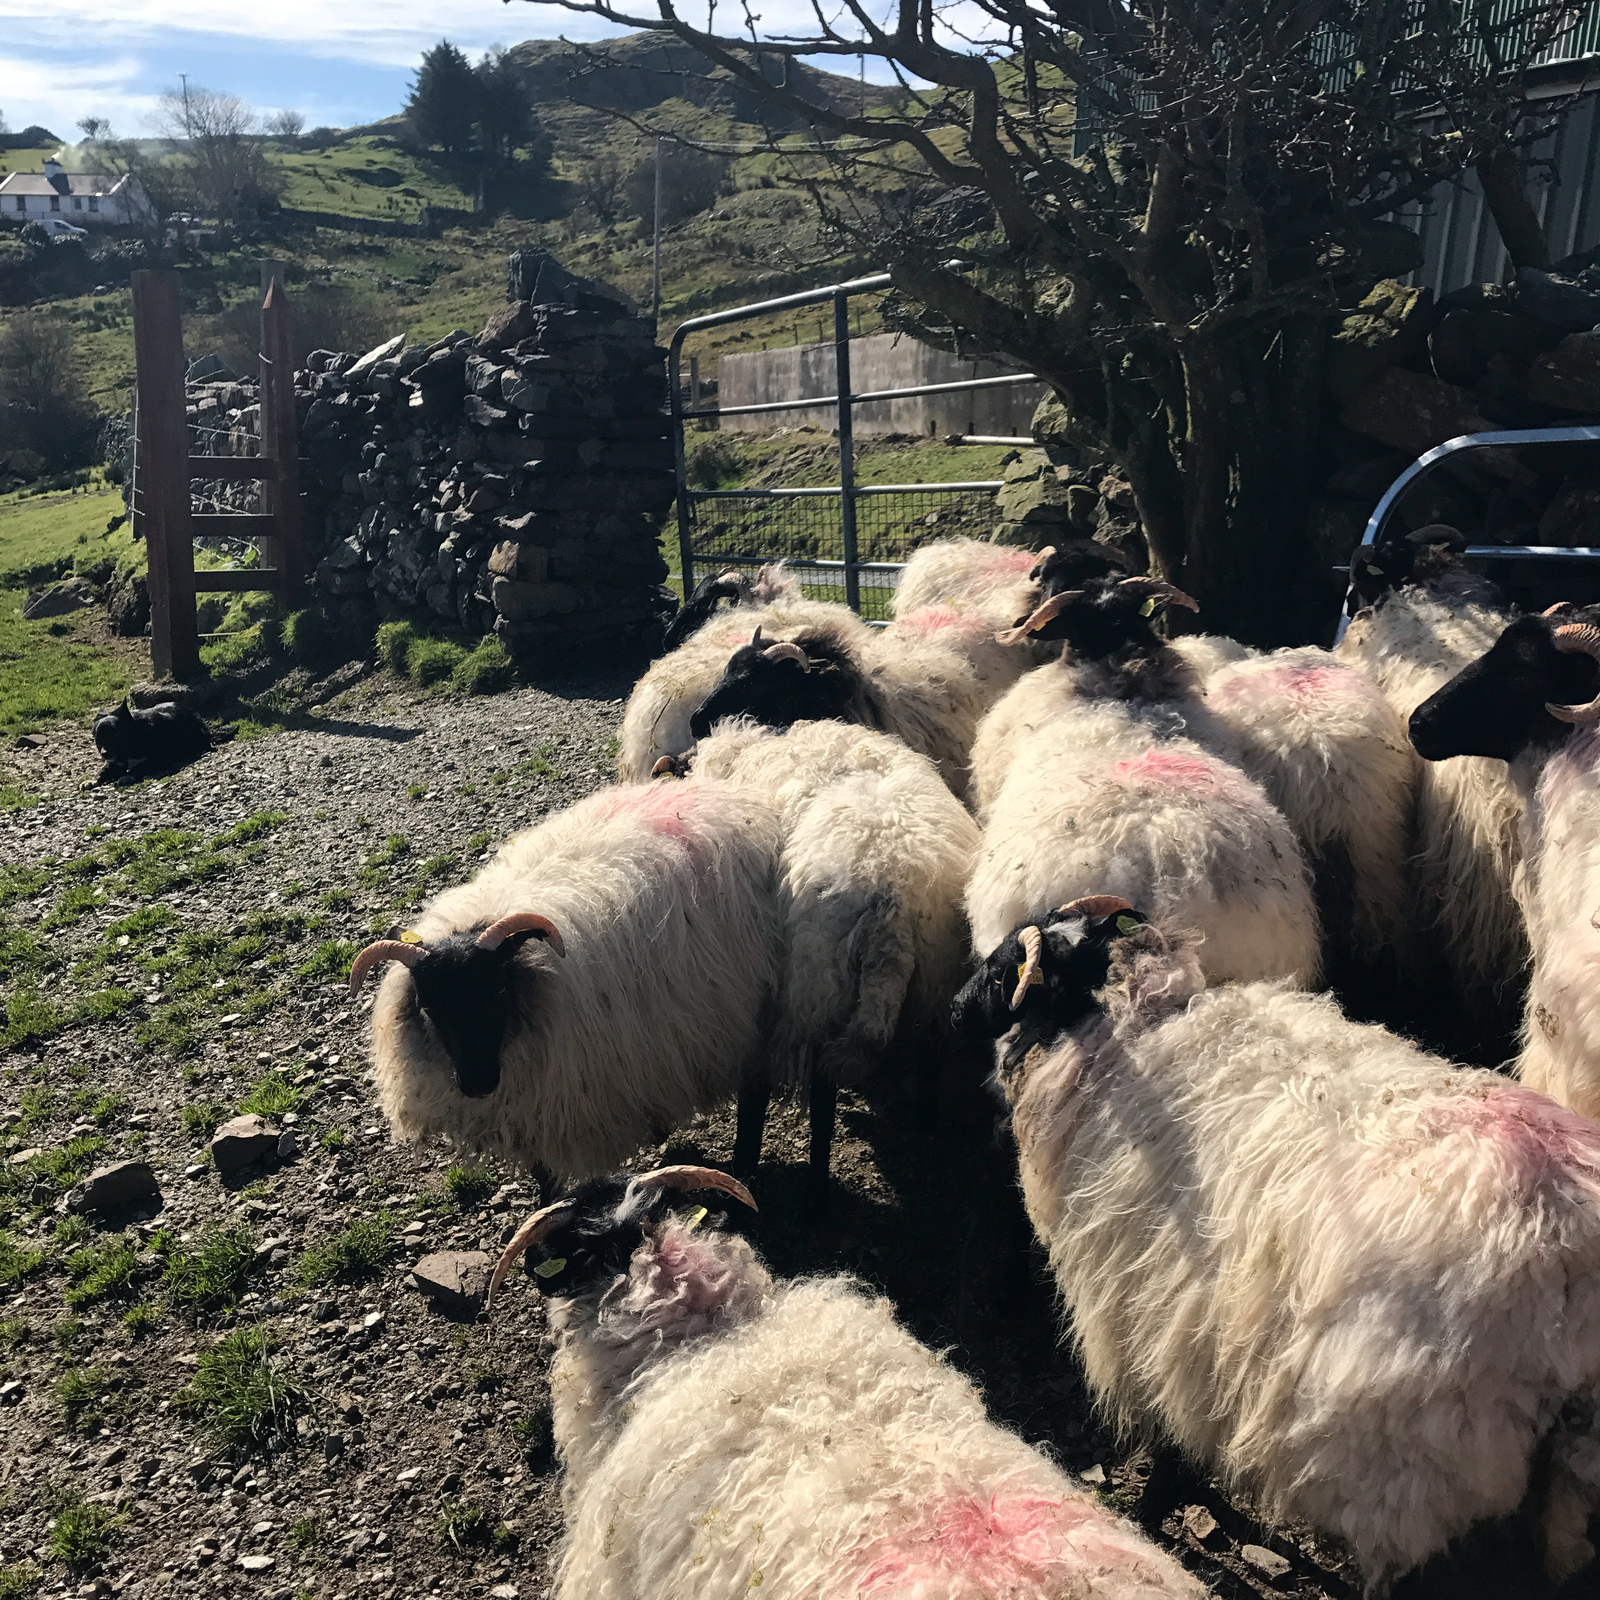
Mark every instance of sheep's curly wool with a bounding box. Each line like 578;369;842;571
1338;572;1526;1010
690;718;980;1086
619;596;874;782
547;1220;1206;1600
1202;645;1418;958
369;780;783;1178
967;699;1318;985
1512;725;1600;1121
1003;928;1600;1589
891;536;1041;631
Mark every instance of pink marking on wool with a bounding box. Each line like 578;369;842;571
1110;748;1224;790
848;1489;1143;1596
586;782;704;841
896;604;985;638
1211;662;1372;707
638;1229;738;1314
990;547;1039;574
1416;1083;1600;1198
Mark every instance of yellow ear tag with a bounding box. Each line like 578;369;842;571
533;1257;567;1278
399;929;423;945
1115;915;1140;935
1140;598;1157;617
1365;564;1384;576
1015;964;1035;991
683;1205;708;1232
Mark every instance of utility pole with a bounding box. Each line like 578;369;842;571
652;135;663;327
179;73;192;136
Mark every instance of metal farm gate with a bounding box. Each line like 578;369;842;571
667;273;1042;620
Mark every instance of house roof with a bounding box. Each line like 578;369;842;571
0;172;129;198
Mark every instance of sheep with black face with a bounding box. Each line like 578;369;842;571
1410;606;1600;1120
491;1163;1205;1600
960;897;1600;1592
966;578;1319;985
689;603;1030;802
354;780;785;1181
92;697;213;779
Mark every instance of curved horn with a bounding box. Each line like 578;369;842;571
1027;545;1057;576
651;754;682;779
716;569;742;586
1547;624;1600;725
1010;925;1043;1011
1115;577;1201;613
488;1200;577;1305
631;1165;758;1212
477;913;567;958
762;641;809;667
348;939;425;994
748;625;764;649
1544;602;1576;619
996;589;1082;645
1057;895;1137;919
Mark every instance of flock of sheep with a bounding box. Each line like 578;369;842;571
345;524;1600;1598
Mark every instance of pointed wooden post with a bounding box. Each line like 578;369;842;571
259;276;305;607
131;269;199;680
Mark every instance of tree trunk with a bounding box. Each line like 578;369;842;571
1477;148;1550;271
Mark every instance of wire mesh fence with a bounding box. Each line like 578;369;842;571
684;484;1003;620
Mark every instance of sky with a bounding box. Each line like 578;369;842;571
0;0;910;143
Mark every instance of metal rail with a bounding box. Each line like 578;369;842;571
1335;424;1600;644
667;269;1035;604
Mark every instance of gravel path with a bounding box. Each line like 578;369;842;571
0;666;1555;1600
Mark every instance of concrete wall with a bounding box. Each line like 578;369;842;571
717;332;1045;437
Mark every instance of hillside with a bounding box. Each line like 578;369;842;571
1;31;916;466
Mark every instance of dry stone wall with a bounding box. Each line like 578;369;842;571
179;250;675;660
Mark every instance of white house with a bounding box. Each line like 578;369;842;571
0;159;155;229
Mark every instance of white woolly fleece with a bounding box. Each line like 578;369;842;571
891;536;1041;632
1338;580;1527;1005
1512;726;1600;1122
619;598;877;782
967;702;1319;986
369;780;784;1178
1004;933;1600;1589
691;718;981;1086
546;1220;1206;1600
1202;646;1418;958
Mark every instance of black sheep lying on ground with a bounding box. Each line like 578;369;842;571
92;698;217;780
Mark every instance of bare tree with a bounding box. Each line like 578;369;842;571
265;109;306;142
576;150;627;225
156;85;284;223
76;116;111;142
0;315;97;470
512;0;1585;641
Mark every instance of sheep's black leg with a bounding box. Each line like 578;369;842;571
805;1073;837;1218
733;1068;771;1184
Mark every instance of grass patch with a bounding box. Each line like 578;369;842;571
294;1218;389;1287
237;1071;305;1119
435;1500;513;1554
54;1366;109;1430
467;830;492;854
0;1562;40;1599
0;1232;45;1287
210;811;289;849
52;1215;90;1250
294;940;358;983
174;1326;307;1456
318;1126;347;1153
376;621;515;696
159;1227;257;1317
63;1237;140;1310
443;1159;497;1210
47;1491;119;1568
122;1301;160;1336
180;1100;228;1141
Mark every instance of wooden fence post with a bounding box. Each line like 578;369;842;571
131;269;200;681
259;277;305;608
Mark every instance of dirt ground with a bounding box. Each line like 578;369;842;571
0;661;1589;1600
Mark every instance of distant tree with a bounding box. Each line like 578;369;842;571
624;143;726;228
576;151;626;225
0;315;97;472
407;40;478;157
0;110;8;135
265;109;305;142
76;116;111;141
155;85;284;222
85;138;185;232
473;47;545;167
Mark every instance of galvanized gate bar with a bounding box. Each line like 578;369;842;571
1335;424;1600;644
668;267;1040;613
